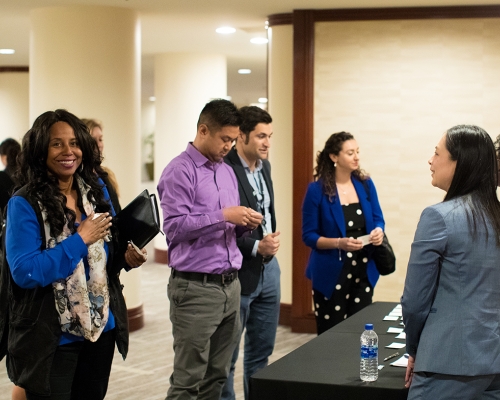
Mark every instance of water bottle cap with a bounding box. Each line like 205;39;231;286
365;323;373;330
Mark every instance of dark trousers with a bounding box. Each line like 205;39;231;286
26;329;116;400
166;273;241;400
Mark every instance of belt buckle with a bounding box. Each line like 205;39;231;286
221;272;233;286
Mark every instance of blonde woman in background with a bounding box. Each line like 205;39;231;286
81;119;121;213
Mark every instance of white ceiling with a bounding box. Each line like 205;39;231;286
1;0;499;105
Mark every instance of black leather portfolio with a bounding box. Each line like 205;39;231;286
113;189;162;252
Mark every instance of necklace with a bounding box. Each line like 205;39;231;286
337;184;350;195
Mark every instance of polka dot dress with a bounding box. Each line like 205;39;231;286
313;203;373;335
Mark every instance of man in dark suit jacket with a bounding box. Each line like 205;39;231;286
221;106;281;400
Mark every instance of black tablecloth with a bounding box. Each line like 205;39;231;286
249;302;409;400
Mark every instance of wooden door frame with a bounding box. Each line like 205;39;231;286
269;4;500;333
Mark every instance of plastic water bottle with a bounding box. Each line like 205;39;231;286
360;323;378;382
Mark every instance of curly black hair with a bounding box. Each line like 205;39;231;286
314;131;368;201
15;109;110;238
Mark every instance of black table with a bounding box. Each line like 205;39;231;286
249;302;409;400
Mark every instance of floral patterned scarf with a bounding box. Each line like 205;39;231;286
43;175;110;342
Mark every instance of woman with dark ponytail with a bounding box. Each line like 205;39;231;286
302;132;386;335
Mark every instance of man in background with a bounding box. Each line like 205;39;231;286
157;99;263;400
222;106;281;400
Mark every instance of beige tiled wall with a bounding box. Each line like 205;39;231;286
314;18;500;302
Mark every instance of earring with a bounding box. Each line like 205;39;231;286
334;162;337;167
79;162;84;173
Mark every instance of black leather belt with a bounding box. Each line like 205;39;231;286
262;255;274;264
172;269;238;286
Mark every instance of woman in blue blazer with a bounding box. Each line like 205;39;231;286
302;132;385;334
402;126;500;398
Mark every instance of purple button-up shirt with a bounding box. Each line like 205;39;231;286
157;143;247;274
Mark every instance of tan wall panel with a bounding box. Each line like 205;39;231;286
268;24;294;304
0;72;29;144
314;18;500;302
30;6;141;205
30;6;143;309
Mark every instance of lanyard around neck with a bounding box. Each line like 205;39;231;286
252;170;268;234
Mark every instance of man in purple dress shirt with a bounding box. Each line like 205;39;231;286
158;99;263;400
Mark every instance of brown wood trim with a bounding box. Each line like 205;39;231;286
313;5;500;22
0;66;29;73
127;303;144;332
279;304;316;334
288;3;500;334
270;5;500;27
278;303;291;326
291;313;317;334
291;9;316;333
154;248;168;264
268;13;293;26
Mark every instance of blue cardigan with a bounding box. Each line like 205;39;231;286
302;176;385;299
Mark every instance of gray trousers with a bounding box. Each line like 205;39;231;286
166;273;241;400
409;371;500;400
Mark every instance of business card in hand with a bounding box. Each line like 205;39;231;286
358;234;371;246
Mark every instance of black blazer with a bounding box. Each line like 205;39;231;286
224;148;277;295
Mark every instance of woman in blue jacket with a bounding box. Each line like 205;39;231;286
302;132;385;334
3;109;147;399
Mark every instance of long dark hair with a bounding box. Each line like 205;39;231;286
314;131;367;201
15;109;110;238
444;125;500;244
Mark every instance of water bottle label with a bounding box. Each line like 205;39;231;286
360;345;378;359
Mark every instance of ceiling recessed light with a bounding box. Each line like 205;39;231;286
0;49;15;55
216;26;236;34
258;98;268;103
149;96;156;102
250;38;268;44
238;69;251;74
